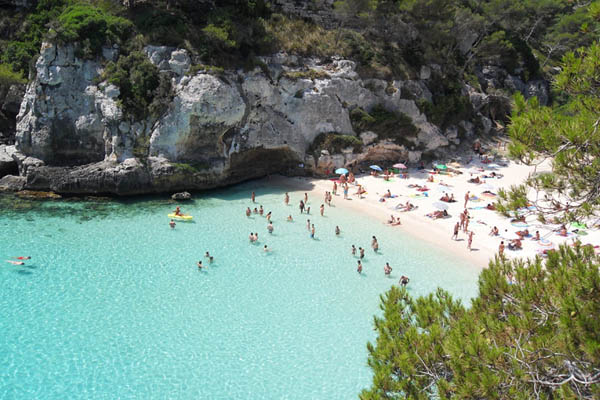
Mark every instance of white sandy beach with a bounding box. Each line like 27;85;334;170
273;156;600;270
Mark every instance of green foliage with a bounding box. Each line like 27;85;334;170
362;244;600;398
102;51;172;120
0;63;27;86
350;105;417;144
503;42;600;221
172;162;210;174
281;69;330;81
55;3;132;58
187;64;225;77
310;132;363;154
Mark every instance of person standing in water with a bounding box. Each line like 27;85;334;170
299;200;305;213
384;263;392;276
311;224;316;239
351;245;356;256
267;222;274;233
251;191;256;203
169;219;176;229
468;231;474;250
306;206;311;214
400;275;409;287
320;204;325;216
335;226;340;235
306;219;311;231
371;236;379;252
197;261;203;269
357;260;363;274
304;192;308;203
359;247;365;259
284;192;289;205
246;207;251;217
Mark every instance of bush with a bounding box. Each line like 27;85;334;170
0;63;27;86
281;69;330;81
56;3;133;58
350;105;418;143
310;132;363;154
103;51;172;120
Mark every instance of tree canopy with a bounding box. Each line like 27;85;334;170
497;41;600;223
361;244;600;399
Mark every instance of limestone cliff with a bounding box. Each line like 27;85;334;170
0;42;545;195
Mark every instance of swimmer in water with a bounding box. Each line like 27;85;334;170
251;191;256;203
263;244;269;252
6;260;24;265
384;262;392;276
13;256;31;260
304;192;308;203
351;245;356;256
287;215;293;222
306;206;311;214
267;222;274;233
335;226;340;235
205;252;214;263
253;207;258;214
400;275;409;287
197;261;203;269
359;247;365;259
246;207;251;217
169;219;176;229
259;205;264;216
357;260;363;274
320;204;325;216
311;224;315;238
266;211;272;222
249;232;255;242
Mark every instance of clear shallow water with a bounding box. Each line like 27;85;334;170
0;180;481;399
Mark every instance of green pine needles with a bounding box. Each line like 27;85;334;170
361;244;600;399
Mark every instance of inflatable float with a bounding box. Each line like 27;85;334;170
168;214;193;221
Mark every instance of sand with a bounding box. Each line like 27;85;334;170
270;156;600;270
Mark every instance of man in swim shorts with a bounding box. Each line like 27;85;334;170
169;219;176;229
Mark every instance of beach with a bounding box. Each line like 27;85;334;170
273;156;600;269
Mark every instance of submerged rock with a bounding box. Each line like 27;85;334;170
171;192;192;201
16;190;61;199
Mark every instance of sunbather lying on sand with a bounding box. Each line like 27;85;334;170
426;210;448;219
396;201;416;211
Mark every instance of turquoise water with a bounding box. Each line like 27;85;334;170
0;180;481;399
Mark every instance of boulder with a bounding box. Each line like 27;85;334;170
0;145;18;177
360;131;378;146
171;191;192;201
0;175;25;191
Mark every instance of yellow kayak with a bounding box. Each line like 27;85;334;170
168;213;193;221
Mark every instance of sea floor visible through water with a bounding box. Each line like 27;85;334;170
0;179;481;399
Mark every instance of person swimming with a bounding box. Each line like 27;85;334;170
6;260;24;265
14;256;31;260
263;244;269;252
197;261;203;269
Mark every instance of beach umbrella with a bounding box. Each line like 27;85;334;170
435;164;447;170
335;167;348;175
370;165;383;172
393;163;407;169
432;202;449;210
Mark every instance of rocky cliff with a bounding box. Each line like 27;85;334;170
0;42;547;195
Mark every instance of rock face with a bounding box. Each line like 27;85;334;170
9;43;537;195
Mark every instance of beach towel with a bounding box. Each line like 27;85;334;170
511;222;529;228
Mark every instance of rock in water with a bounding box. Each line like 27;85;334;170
171;192;192;201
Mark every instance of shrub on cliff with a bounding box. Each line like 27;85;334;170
350;105;417;143
103;51;172;120
0;63;27;86
55;3;133;58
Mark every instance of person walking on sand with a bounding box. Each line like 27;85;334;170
464;191;470;209
464;215;470;233
320;204;325;216
284;192;289;205
357;260;363;274
468;231;474;250
452;221;459;240
251;191;256;203
459;211;466;231
499;241;505;256
333;181;337;195
343;184;349;200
